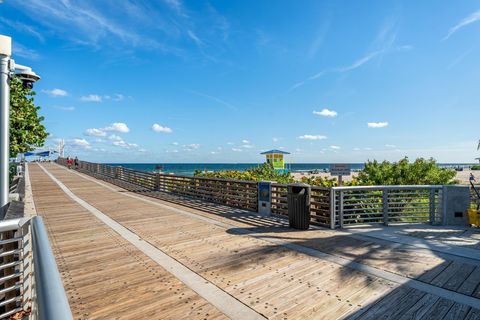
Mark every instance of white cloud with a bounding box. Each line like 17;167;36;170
444;10;480;40
172;142;179;145
242;139;250;144
272;137;279;142
105;122;130;133
85;128;107;137
210;151;219;154
84;122;129;139
71;138;90;149
385;144;396;148
313;108;337;117
184;144;200;150
330;145;341;150
232;148;242;152
152;123;173;133
298;134;327;140
353;147;361;151
242;144;253;149
108;134;137;149
367;122;389;128
81;94;102;102
54;106;75;112
42;88;68;97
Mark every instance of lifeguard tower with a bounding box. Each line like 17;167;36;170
261;149;290;173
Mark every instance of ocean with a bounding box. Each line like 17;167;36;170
106;162;475;177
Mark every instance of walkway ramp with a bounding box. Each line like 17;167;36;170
28;163;480;319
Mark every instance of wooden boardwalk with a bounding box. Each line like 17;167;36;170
28;163;480;319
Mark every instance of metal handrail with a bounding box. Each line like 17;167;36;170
332;185;444;191
31;216;72;320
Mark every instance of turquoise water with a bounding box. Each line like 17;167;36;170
106;162;474;177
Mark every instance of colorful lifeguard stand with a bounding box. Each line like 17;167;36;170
261;149;290;173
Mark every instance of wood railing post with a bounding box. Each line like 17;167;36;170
155;173;160;191
382;189;389;226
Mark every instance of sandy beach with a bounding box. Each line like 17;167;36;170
292;169;480;185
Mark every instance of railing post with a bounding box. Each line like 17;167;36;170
429;188;436;224
330;188;336;229
382;189;388;226
442;185;447;225
339;190;344;228
155;173;160;191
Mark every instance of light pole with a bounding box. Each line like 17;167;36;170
0;34;41;217
0;35;12;217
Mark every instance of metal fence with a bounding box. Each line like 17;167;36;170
0;217;71;319
330;185;443;229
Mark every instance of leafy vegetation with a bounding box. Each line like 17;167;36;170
472;164;480;171
10;77;48;157
194;163;295;184
195;157;457;187
356;157;457;185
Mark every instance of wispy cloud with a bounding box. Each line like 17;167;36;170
190;91;237;110
0;17;45;42
184;143;200;151
151;123;173;133
443;9;480;40
291;18;411;91
313;109;337;117
43;88;68;97
12;42;40;60
330;145;340;150
307;20;330;59
187;30;203;46
367;122;389;128
448;50;472;69
54;106;75;112
299;134;327;140
81;94;102;102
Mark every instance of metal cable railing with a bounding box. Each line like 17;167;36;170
330;185;444;228
0;217;71;319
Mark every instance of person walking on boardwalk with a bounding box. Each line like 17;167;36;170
66;157;73;169
74;157;79;169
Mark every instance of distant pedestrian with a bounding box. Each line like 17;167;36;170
67;157;73;169
74;157;79;169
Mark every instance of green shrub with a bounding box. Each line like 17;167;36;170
472;164;480;170
194;163;295;184
357;157;457;185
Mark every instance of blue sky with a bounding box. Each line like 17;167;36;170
1;0;480;163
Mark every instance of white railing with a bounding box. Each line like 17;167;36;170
330;185;444;229
0;217;71;319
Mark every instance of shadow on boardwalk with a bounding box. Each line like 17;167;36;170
81;172;480;319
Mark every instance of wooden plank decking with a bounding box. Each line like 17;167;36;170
28;163;480;319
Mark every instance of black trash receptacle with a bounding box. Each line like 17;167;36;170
287;184;311;230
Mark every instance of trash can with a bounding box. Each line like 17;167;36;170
287;183;311;230
468;208;480;227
